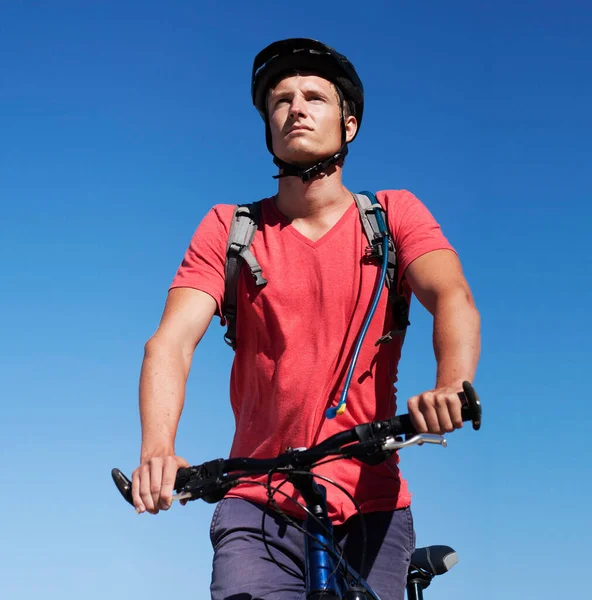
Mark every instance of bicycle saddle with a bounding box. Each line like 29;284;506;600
410;545;458;576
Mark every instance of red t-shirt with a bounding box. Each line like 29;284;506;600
171;190;455;525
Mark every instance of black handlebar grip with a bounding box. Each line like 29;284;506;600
111;468;134;506
174;467;194;491
387;413;415;436
460;381;482;430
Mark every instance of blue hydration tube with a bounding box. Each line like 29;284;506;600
326;205;390;419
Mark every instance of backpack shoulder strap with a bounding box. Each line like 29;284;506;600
222;201;267;350
353;192;410;345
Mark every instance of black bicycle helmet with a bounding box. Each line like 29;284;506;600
251;38;364;182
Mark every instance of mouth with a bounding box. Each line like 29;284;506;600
286;125;312;135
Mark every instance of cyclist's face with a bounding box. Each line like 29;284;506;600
267;73;357;166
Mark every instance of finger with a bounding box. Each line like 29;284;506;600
418;393;441;434
159;457;177;510
434;394;454;433
132;468;145;513
449;393;464;429
149;458;164;514
139;463;157;514
407;395;428;433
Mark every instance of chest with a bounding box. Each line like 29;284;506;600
242;214;381;316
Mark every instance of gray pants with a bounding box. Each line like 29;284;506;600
210;498;416;600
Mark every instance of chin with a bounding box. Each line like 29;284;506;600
277;143;336;166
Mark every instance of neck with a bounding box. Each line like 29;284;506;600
275;165;352;221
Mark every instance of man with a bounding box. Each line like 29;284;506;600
132;39;480;599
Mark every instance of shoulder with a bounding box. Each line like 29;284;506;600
376;189;424;212
208;198;274;229
201;204;236;234
373;190;454;279
375;189;442;232
192;201;265;242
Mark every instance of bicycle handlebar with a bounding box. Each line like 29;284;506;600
112;382;481;507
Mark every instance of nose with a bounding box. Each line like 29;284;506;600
289;93;307;119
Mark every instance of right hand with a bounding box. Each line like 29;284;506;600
132;455;190;515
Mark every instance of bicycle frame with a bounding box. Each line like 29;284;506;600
291;472;381;600
293;473;430;600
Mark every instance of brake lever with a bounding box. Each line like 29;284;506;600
383;433;447;451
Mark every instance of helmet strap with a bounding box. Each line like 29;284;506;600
272;144;349;183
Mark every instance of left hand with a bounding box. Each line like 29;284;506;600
407;384;464;434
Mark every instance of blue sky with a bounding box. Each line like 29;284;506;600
1;1;590;598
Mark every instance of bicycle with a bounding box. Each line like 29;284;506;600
113;381;482;600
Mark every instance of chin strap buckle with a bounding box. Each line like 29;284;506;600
272;145;349;182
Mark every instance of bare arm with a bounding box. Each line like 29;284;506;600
404;250;481;433
133;287;217;514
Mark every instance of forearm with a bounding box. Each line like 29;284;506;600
139;338;192;462
432;289;481;388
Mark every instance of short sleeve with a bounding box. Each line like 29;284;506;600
378;190;456;286
169;204;236;315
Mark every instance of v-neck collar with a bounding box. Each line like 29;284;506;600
268;196;357;249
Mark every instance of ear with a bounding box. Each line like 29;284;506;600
344;115;358;143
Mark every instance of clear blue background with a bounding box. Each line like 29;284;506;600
2;1;590;598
